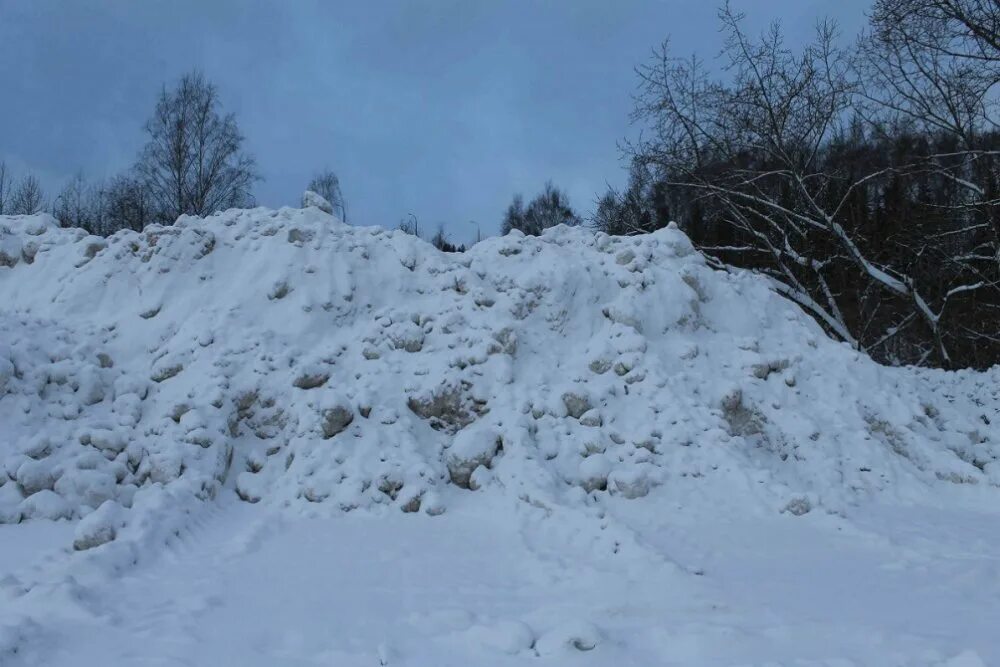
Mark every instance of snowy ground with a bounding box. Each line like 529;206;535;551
4;490;999;666
1;202;998;665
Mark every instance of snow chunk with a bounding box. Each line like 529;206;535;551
562;392;592;420
447;426;503;489
73;500;126;550
607;464;655;499
19;489;73;520
16;458;58;496
578;454;612;493
321;402;354;439
301;190;334;215
0;483;24;523
292;365;330;390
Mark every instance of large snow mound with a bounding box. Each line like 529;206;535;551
1;207;998;534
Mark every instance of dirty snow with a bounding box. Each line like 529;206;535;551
0;205;998;665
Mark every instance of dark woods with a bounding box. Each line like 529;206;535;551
593;1;1000;370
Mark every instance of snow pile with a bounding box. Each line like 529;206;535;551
1;206;998;540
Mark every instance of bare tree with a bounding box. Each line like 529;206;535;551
862;1;1000;147
136;71;258;223
870;0;1000;67
0;162;12;215
9;174;44;215
53;172;154;236
591;161;671;235
630;2;999;367
502;182;580;235
103;175;153;233
501;194;525;236
307;170;347;222
53;172;93;230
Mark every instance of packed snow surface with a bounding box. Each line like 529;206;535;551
1;205;998;665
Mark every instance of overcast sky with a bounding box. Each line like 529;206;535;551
1;0;869;244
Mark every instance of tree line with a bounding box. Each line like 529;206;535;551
1;72;346;237
0;164;44;217
395;180;581;251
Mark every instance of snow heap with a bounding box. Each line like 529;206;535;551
0;204;997;544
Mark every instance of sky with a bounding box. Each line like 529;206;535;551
0;0;869;244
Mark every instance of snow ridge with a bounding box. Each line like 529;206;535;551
0;206;997;537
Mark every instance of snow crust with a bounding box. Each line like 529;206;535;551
1;205;998;664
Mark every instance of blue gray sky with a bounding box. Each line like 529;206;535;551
1;1;868;244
